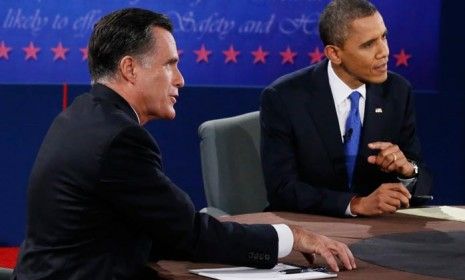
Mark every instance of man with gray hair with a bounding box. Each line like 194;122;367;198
13;8;355;280
261;0;433;217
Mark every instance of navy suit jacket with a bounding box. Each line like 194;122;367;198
13;84;278;280
260;60;433;217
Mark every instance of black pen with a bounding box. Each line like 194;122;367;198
280;266;329;274
279;268;310;274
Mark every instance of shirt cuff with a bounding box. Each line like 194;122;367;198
345;201;357;217
398;177;417;192
271;224;293;258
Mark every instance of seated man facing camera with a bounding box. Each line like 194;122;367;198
260;0;433;217
13;8;355;280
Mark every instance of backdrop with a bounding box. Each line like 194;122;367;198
1;0;464;246
0;0;440;90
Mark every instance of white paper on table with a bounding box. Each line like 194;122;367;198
398;206;465;222
189;263;337;280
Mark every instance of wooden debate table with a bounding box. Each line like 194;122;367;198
150;210;465;280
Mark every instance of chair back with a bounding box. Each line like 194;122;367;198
198;111;268;215
0;268;13;280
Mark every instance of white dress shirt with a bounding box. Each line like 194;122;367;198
327;62;365;216
327;62;415;216
327;61;366;139
129;105;141;124
272;224;294;258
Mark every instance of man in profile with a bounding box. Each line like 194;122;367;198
260;0;433;217
13;8;355;279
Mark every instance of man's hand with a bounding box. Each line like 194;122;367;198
350;183;411;216
289;225;356;272
367;142;415;178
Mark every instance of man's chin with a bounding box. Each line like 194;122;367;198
151;109;176;121
165;110;176;120
363;74;388;85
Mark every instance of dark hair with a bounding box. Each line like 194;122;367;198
88;8;173;82
319;0;378;46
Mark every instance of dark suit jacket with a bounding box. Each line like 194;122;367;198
13;84;278;280
260;60;433;217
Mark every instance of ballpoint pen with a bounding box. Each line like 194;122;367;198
279;268;310;274
279;266;328;274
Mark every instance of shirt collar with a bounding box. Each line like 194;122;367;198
129;105;141;125
327;61;366;106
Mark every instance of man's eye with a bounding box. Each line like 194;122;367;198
362;42;373;48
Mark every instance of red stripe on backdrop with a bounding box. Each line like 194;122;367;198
62;83;68;111
0;247;19;268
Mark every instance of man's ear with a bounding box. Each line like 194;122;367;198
324;45;342;65
119;55;137;83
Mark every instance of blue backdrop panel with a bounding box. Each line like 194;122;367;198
0;0;440;91
1;1;464;247
0;85;62;246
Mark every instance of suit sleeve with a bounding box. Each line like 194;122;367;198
97;125;278;268
260;87;353;217
398;86;433;196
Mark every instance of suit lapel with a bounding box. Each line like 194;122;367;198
304;62;390;187
305;60;347;183
359;83;387;158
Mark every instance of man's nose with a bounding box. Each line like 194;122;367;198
376;40;389;59
174;67;184;88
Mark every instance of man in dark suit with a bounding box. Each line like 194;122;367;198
13;8;355;280
260;0;433;217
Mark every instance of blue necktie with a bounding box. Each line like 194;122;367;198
344;91;362;188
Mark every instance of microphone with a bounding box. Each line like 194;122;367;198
344;128;353;142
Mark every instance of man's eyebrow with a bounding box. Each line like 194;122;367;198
166;57;179;64
360;38;376;47
360;30;388;47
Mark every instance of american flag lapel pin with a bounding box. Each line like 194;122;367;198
375;108;383;113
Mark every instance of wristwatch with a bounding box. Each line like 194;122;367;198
407;160;419;178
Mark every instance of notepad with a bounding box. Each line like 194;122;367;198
190;263;337;280
398;206;465;222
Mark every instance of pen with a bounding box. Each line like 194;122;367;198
412;195;434;200
279;268;310;274
279;267;328;274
